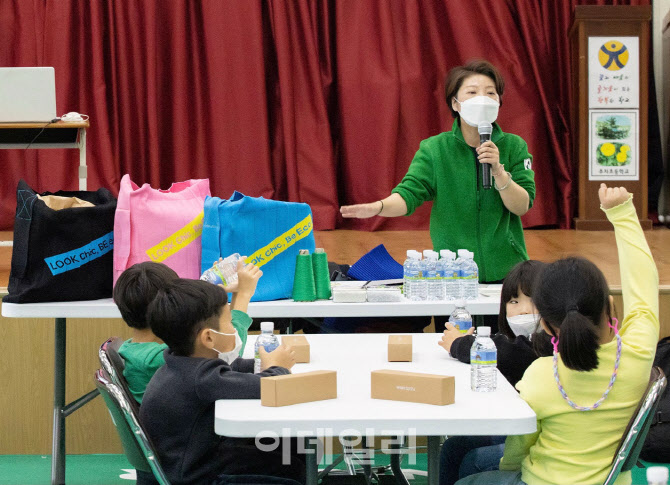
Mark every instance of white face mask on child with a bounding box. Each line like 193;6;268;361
507;313;540;337
211;329;243;364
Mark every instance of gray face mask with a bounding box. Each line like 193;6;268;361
507;313;540;337
211;329;243;364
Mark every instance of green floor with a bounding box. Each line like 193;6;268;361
0;454;667;485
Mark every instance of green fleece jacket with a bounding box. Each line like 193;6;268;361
391;120;535;282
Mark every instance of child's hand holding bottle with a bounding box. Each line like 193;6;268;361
260;344;296;371
229;260;262;314
438;322;474;353
235;260;262;299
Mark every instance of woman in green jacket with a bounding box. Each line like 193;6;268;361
340;60;535;284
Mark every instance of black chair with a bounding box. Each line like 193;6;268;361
98;336;141;413
97;338;304;485
94;368;169;485
603;366;667;485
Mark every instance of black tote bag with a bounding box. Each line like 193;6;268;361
3;180;117;303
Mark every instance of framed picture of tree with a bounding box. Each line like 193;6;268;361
589;110;638;181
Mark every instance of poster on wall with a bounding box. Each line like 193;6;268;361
589;110;638;181
588;36;639;109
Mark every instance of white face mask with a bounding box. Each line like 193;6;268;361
507;313;540;337
455;96;499;127
211;329;243;364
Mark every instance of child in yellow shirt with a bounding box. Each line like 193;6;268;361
456;185;659;485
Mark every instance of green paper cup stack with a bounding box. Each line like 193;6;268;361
312;248;332;300
292;249;316;301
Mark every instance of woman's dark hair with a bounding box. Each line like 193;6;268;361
497;260;547;339
444;59;505;118
113;262;179;329
533;257;610;372
147;279;228;356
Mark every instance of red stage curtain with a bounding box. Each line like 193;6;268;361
0;0;650;232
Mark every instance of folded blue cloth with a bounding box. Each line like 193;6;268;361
347;244;403;281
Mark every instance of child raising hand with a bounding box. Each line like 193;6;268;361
219;258;263;356
456;184;659;485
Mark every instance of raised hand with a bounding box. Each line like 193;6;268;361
598;183;631;210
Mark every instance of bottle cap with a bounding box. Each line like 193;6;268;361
406;250;413;257
298;249;310;255
423;249;431;257
456;299;466;308
457;249;468;257
647;467;669;483
315;248;325;253
439;249;449;258
260;321;274;332
477;326;491;337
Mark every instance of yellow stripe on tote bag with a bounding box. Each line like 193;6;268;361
145;211;205;263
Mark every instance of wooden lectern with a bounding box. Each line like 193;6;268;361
570;5;652;230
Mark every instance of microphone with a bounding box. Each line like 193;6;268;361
478;122;493;189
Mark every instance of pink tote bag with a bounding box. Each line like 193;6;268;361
113;174;210;285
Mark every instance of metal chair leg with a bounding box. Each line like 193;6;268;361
390;436;410;485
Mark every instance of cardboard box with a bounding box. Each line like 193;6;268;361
282;335;310;363
371;370;455;406
261;370;337;407
388;335;412;362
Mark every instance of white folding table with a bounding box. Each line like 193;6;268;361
1;287;502;485
215;333;536;485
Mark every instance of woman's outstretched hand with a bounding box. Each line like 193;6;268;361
340;201;382;219
599;183;631;210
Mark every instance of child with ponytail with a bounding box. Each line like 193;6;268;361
456;184;659;485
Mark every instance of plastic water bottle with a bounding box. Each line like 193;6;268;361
448;300;472;334
441;250;460;301
422;250;441;301
403;250;420;301
201;253;242;286
647;467;669;485
471;326;497;392
455;249;468;299
405;250;425;301
414;251;427;300
403;250;415;300
435;251;448;300
461;251;479;300
254;322;280;373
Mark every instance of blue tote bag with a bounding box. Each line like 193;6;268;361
202;192;316;301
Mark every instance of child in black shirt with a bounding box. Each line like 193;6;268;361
140;279;304;484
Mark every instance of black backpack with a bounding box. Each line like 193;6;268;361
640;336;670;462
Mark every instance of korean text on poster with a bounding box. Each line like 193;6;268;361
588;37;639;109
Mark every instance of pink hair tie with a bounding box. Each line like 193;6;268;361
608;317;620;334
551;336;559;353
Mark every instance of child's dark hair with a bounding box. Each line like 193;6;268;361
498;260;547;339
147;279;228;356
113;262;179;329
533;257;610;372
